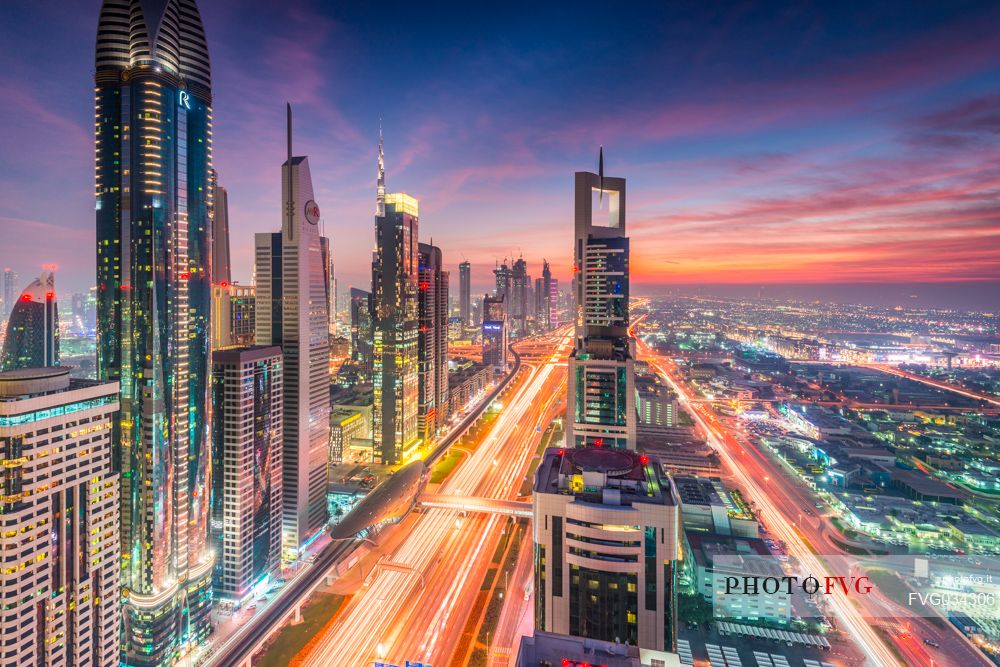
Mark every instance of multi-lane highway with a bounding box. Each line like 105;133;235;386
197;332;535;667
638;338;905;667
299;329;572;666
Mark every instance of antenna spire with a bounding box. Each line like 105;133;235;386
376;120;386;216
598;145;604;203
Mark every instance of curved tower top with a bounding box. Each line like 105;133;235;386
95;0;211;95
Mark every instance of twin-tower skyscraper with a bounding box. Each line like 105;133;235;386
95;1;329;664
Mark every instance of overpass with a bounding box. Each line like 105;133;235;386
417;493;532;518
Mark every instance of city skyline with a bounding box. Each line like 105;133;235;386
1;1;999;302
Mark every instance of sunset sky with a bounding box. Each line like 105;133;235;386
1;0;998;302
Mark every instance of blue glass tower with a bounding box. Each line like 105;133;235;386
94;1;214;664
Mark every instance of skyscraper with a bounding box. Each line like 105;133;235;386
0;368;121;667
210;346;283;604
372;160;421;464
254;105;331;554
533;446;679;652
212;170;231;285
418;242;449;440
511;256;528;336
94;2;215;660
1;271;58;371
494;260;511;305
349;287;373;380
211;282;256;349
482;294;508;371
541;259;553;330
2;268;17;321
321;236;335;334
459;260;471;328
549;277;560;328
567;154;636;449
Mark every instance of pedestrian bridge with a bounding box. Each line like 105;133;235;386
417;494;532;518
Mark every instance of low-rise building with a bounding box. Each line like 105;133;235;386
515;630;681;667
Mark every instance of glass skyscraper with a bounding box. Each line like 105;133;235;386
93;1;214;663
0;271;58;371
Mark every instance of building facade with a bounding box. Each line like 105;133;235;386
372;191;421;464
211;170;231;285
211;283;255;350
0;368;120;667
533;447;680;652
93;1;215;661
210;347;283;605
482;294;508;371
418;242;449;440
458;260;471;328
567;163;636;449
1;271;59;371
511;257;529;338
2;268;17;322
254;106;331;554
349;287;373;380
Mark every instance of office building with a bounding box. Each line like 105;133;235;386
515;631;681;667
1;271;59;371
329;407;367;469
211;282;255;349
0;367;120;667
567;156;636;449
482;294;508;371
417;242;449;440
210;347;283;605
350;287;373;380
636;373;677;427
511;257;528;337
212;170;231;285
494;260;511;304
94;1;215;660
459;260;471;328
533;446;680;652
321;236;335;334
254;106;331;554
2;268;16;321
541;260;553;330
372;132;421;464
549;277;559;328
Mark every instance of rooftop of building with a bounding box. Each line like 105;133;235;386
685;530;775;572
534;446;676;506
515;630;642;667
212;345;282;364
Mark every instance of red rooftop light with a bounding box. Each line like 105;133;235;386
639;454;649;465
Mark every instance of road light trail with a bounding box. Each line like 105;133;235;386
300;331;572;666
638;340;902;667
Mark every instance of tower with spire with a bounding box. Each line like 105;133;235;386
371;131;421;464
254;103;331;554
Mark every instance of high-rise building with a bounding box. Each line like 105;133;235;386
541;260;553;330
533;446;679;652
418;242;449;440
549;277;560;328
482;294;508;371
2;268;17;321
372;133;421;464
494;260;511;304
636;373;677;427
210;346;283;605
212;170;231;285
254;105;331;554
211;283;256;349
349;287;373;380
459;260;471;328
94;2;215;659
1;271;59;371
321;236;335;334
0;367;121;667
567;157;635;449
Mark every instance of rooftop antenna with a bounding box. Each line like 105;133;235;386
286;103;294;241
598;145;604;205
